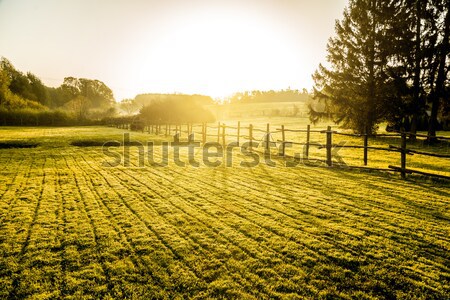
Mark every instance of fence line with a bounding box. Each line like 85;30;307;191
112;120;449;180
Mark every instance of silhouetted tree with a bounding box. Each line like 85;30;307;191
311;0;450;135
119;98;141;115
139;98;215;124
61;77;115;109
311;0;398;134
426;0;450;142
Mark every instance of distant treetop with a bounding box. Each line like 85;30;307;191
228;89;311;104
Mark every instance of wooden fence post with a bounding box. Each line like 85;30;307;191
216;122;220;143
188;129;193;143
280;125;286;156
237;121;240;146
326;125;332;166
363;131;368;166
222;124;226;146
249;124;253;151
305;124;310;160
202;123;206;144
266;123;270;152
401;132;407;179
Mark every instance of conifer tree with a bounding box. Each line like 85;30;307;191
311;0;395;134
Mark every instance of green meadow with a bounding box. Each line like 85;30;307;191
0;125;449;299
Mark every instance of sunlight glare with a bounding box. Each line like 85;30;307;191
130;7;303;99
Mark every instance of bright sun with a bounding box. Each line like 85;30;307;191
127;6;304;99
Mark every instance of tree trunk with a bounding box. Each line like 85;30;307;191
427;1;450;143
410;0;422;141
366;0;377;134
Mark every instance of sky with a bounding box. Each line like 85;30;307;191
0;0;348;101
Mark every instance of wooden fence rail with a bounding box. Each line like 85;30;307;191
114;120;449;180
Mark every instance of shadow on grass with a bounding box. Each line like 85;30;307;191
0;141;39;149
71;140;143;147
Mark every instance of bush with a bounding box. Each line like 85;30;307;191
139;98;215;124
0;108;90;126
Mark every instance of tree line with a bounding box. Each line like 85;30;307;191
311;0;450;141
228;88;311;104
0;57;116;125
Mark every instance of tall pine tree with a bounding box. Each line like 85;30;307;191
311;0;395;134
311;0;449;136
426;0;450;142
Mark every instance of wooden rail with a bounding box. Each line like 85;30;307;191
115;120;449;180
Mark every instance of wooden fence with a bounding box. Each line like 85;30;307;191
113;121;450;180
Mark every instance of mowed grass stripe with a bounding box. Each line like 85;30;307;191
59;155;131;298
0;150;26;203
122;147;450;295
0;152;39;298
0;153;36;225
8;156;52;298
92;157;305;297
70;149;207;297
61;155;114;297
78;150;265;298
110;152;351;294
0;156;46;255
230;164;450;255
172;157;450;290
73;149;217;298
92;150;330;298
65;153;172;298
121;150;416;262
240;163;450;281
11;155;64;299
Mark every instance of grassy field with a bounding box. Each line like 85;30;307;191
0;126;449;299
